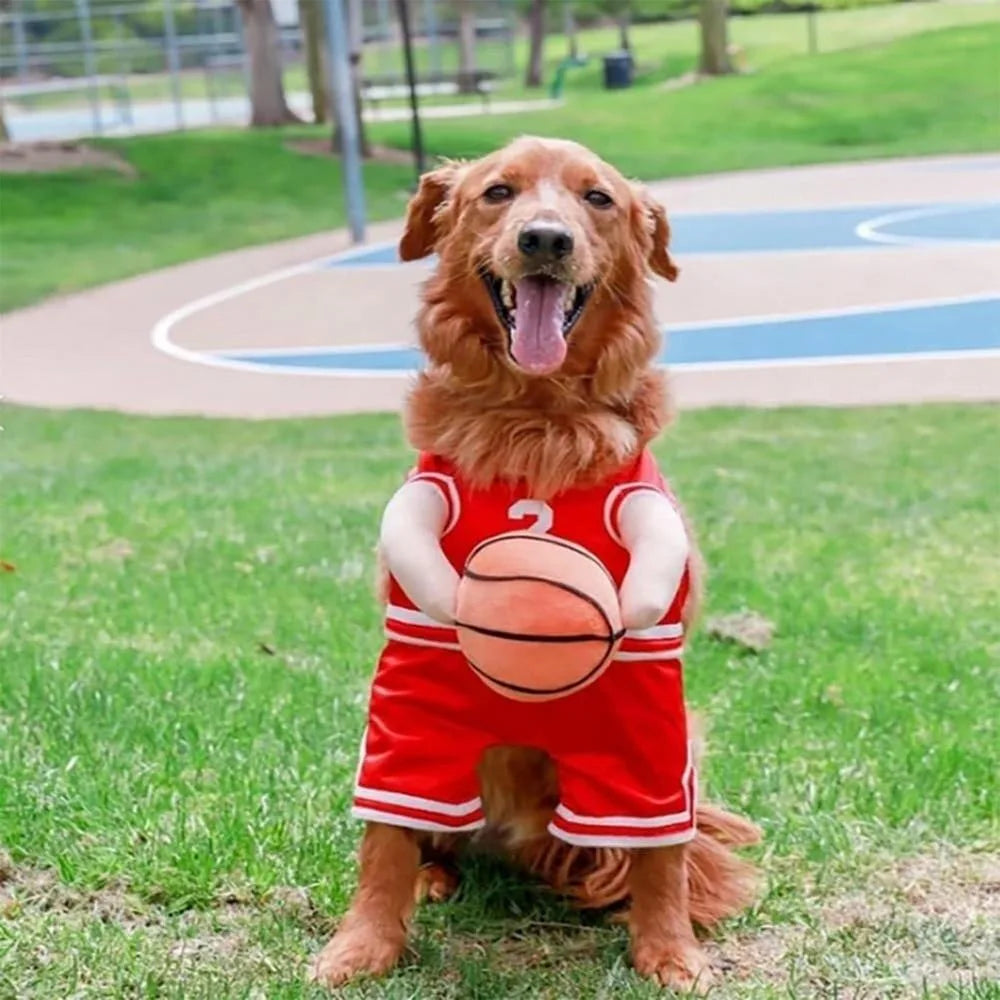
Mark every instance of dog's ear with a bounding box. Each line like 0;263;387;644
399;163;461;261
633;187;679;282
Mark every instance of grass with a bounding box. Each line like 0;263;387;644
1;402;998;998
8;0;997;112
367;21;1000;177
0;130;415;313
2;21;999;314
2;20;999;314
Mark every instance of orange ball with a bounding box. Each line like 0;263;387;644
455;531;623;701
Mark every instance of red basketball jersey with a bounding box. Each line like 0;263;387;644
384;449;690;662
355;449;697;848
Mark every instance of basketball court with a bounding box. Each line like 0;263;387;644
4;152;999;419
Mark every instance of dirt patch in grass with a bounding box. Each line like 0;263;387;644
705;610;776;652
287;138;414;167
708;847;999;990
3;846;997;994
0;141;135;175
0;847;322;932
824;849;1000;932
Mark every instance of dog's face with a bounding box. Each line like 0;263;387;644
400;137;677;379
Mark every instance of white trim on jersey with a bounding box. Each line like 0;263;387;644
409;472;461;535
603;482;664;547
385;604;453;629
354;784;483;817
625;622;684;641
613;646;684;661
546;824;697;848
554;802;691;828
383;628;461;651
353;806;486;833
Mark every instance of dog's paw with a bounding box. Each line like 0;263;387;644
415;862;460;904
632;937;713;994
309;925;405;988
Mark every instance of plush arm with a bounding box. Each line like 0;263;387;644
378;480;459;624
617;491;690;630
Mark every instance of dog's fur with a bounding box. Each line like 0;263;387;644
313;137;760;992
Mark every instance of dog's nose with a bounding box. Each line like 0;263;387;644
517;221;574;262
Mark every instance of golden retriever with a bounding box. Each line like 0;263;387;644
312;136;760;992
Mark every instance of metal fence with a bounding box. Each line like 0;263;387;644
0;0;517;141
0;0;989;143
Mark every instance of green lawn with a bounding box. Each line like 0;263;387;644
368;21;1000;177
2;21;998;315
1;403;998;998
9;0;996;112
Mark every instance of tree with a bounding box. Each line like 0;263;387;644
698;0;734;76
236;0;301;125
457;0;478;93
609;0;632;53
525;0;547;88
298;0;329;123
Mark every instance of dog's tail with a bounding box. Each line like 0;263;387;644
686;802;761;926
512;802;760;925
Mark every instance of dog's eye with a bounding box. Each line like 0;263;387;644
483;184;514;204
584;190;613;209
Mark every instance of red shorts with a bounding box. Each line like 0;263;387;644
353;640;695;848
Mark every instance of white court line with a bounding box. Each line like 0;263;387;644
188;348;1000;381
202;290;1000;378
151;223;1000;379
856;203;1000;247
150;241;386;372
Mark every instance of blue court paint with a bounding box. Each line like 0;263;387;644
877;204;1000;242
324;203;1000;268
217;296;1000;373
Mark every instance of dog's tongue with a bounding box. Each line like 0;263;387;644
511;277;568;375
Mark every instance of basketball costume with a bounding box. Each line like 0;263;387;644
353;449;696;847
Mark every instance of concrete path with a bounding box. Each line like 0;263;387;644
3;91;561;143
3;153;998;419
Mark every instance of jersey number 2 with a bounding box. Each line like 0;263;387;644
507;499;554;534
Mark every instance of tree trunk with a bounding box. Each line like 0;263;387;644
237;0;301;125
332;0;371;157
616;1;631;52
457;0;478;94
0;107;8;142
698;0;734;76
298;0;329;123
563;0;578;60
525;0;547;88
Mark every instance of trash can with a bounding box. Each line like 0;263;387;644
602;51;633;90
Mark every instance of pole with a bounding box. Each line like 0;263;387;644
324;0;367;244
807;9;818;54
163;0;184;128
376;0;392;74
396;0;425;180
74;0;102;136
114;11;134;127
423;0;440;77
13;3;29;80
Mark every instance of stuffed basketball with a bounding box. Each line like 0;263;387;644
454;531;624;701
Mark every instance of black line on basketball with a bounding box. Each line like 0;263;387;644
455;621;612;643
461;571;615;637
465;532;618;591
465;637;615;696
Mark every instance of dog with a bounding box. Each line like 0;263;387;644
312;136;760;993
